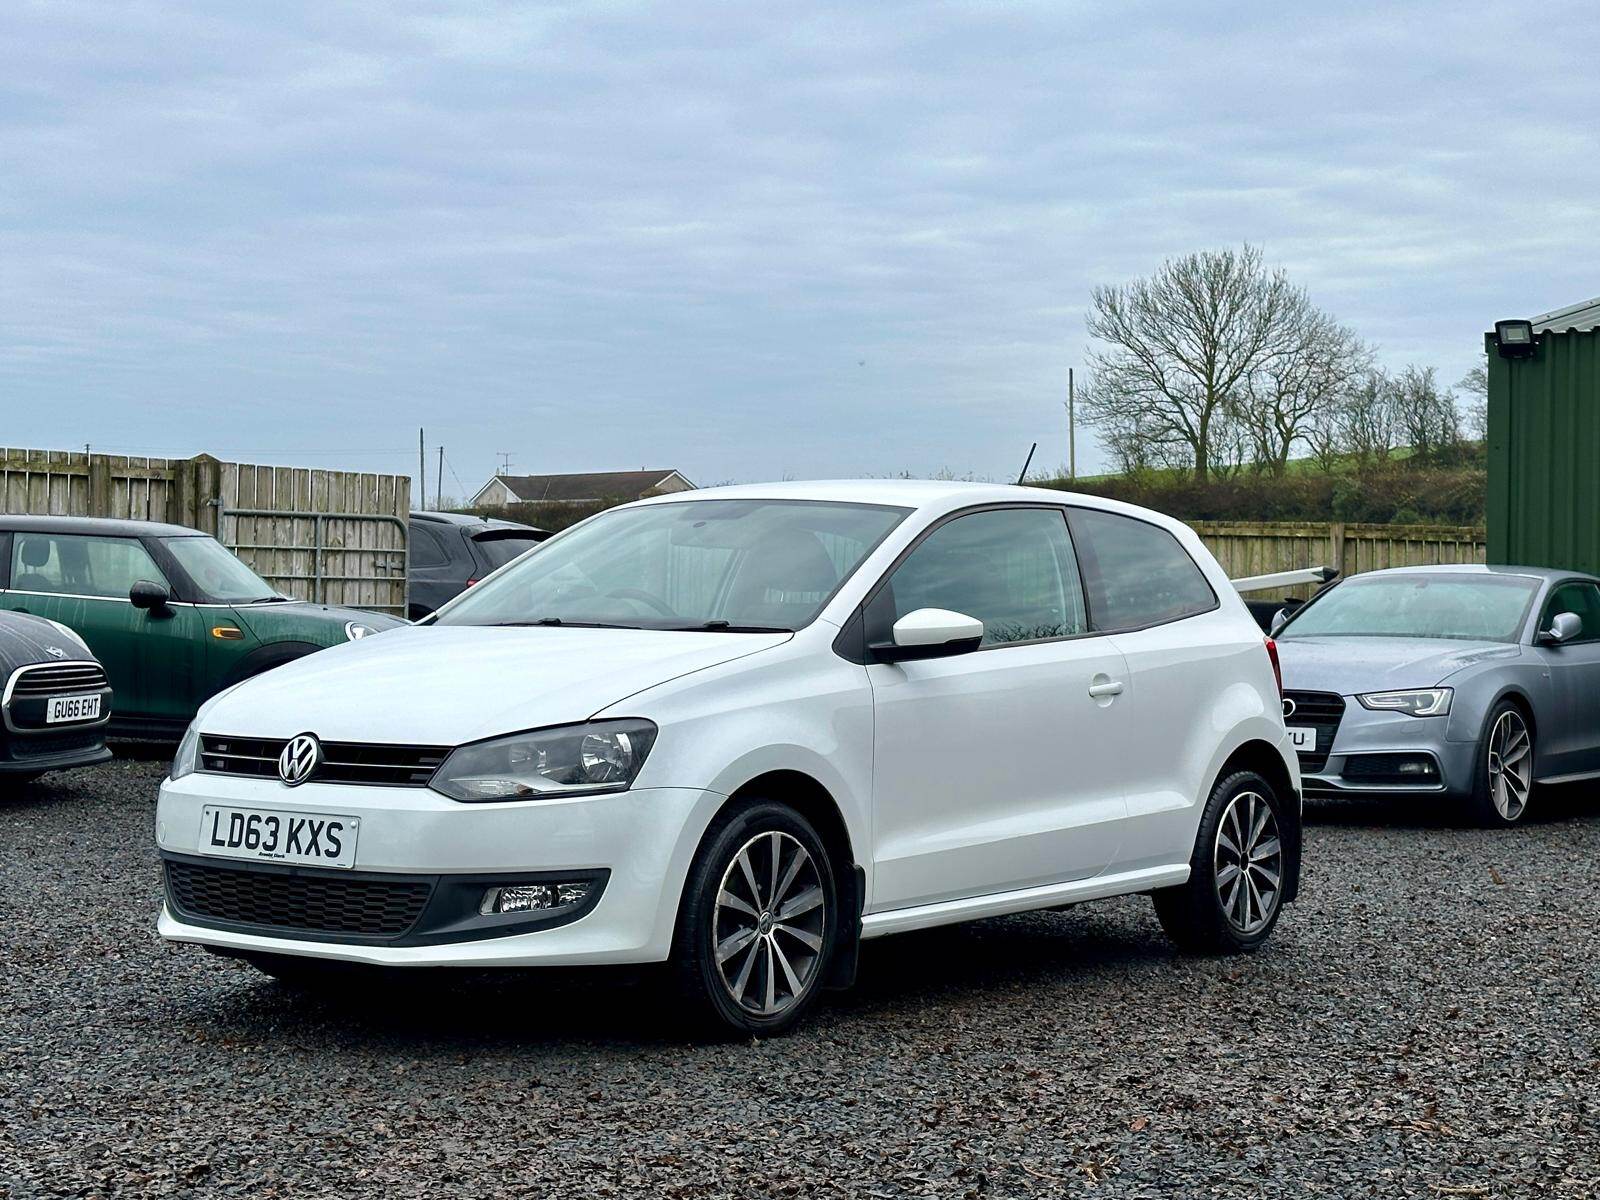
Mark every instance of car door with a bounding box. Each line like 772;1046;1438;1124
1532;580;1600;778
0;532;203;724
1065;507;1238;874
865;506;1134;912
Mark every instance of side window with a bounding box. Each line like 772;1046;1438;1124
877;508;1087;646
408;526;450;569
10;535;169;599
1068;508;1217;631
1543;582;1600;643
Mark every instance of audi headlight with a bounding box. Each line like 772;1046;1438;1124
171;722;200;781
1357;688;1453;717
430;719;658;802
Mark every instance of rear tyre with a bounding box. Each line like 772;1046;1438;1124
673;801;838;1037
1153;770;1288;954
1469;701;1534;828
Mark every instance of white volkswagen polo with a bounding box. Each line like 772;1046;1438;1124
157;481;1300;1034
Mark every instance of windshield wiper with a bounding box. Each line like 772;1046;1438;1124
480;618;644;629
248;596;293;604
682;620;794;633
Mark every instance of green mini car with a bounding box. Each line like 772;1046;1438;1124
0;516;405;738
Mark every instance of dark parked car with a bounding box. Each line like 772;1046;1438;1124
0;516;405;739
407;511;549;618
0;608;113;784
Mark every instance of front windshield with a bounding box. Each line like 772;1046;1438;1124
161;536;283;604
436;499;909;631
1281;573;1539;643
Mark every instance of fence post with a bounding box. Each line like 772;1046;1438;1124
87;456;112;517
1331;521;1348;576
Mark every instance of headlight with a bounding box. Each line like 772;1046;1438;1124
430;719;658;802
171;723;200;781
345;621;380;641
1357;688;1453;717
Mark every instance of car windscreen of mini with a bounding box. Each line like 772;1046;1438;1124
435;499;909;632
160;536;284;604
1280;573;1539;643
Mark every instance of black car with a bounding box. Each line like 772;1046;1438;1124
0;609;113;784
407;511;550;618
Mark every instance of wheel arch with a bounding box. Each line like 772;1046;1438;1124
1213;738;1302;905
216;640;324;691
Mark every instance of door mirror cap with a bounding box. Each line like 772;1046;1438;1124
129;579;171;611
1270;608;1290;635
1540;611;1582;645
871;608;985;663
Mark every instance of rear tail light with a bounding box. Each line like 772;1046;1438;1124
1264;637;1283;698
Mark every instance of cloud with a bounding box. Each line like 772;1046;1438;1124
0;0;1594;484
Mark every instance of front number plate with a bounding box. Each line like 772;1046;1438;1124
1287;725;1317;751
46;693;101;724
198;805;359;869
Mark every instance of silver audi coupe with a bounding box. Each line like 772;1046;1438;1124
1273;564;1600;826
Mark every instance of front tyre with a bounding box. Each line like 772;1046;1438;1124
1469;701;1534;827
1153;770;1288;954
674;801;838;1036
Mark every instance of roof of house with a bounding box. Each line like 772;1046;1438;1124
484;470;692;503
1531;296;1600;334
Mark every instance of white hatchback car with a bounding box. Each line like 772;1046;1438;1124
157;481;1301;1034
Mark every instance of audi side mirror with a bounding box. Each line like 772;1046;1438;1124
129;579;172;613
1539;611;1582;645
870;608;985;663
1270;608;1290;635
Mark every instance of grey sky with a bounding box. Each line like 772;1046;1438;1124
3;1;1595;497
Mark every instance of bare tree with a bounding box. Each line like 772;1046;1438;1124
1083;245;1323;480
1336;368;1401;466
1234;320;1369;474
1391;365;1460;463
1457;360;1488;442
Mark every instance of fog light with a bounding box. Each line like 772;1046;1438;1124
479;882;593;916
1395;758;1436;777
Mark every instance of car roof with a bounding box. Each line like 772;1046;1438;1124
409;510;545;533
1349;563;1593;584
0;514;205;538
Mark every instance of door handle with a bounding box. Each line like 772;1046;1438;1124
1088;677;1125;698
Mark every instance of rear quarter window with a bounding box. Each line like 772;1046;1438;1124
1067;507;1217;632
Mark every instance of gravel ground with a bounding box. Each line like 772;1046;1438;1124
3;756;1598;1199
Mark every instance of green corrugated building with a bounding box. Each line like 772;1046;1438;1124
1487;297;1600;572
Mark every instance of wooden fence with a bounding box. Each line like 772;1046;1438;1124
1192;521;1488;598
0;449;410;614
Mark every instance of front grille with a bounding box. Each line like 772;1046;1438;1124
165;860;433;938
199;735;449;787
8;662;109;698
1282;690;1345;772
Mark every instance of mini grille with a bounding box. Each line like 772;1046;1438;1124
199;735;449;787
165;860;433;938
1282;690;1345;772
9;662;108;698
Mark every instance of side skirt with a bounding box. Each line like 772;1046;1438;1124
860;865;1190;940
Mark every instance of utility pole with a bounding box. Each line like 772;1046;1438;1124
496;451;512;476
1066;368;1077;482
418;428;426;514
436;445;444;509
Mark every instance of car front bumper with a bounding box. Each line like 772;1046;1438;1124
154;772;724;967
1298;704;1475;799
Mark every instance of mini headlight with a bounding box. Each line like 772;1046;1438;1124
430;719;658;802
1357;688;1453;717
171;723;200;781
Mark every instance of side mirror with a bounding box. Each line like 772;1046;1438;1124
129;579;171;613
1270;608;1290;636
871;607;985;663
1540;611;1582;645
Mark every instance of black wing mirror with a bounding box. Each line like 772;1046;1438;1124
129;579;172;613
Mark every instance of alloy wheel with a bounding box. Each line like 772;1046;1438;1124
712;831;827;1017
1213;790;1282;936
1487;709;1532;821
